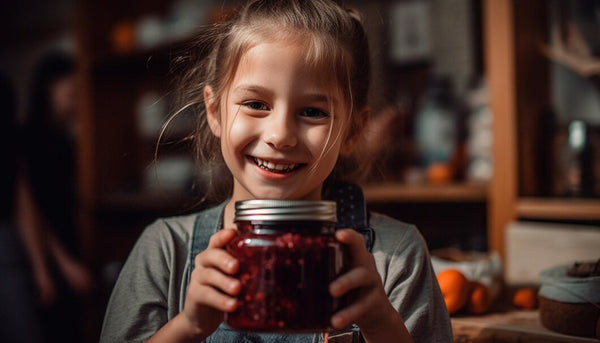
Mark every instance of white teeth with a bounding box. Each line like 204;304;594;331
253;157;300;173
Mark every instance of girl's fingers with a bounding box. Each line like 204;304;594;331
335;229;370;262
195;247;239;275
330;290;379;329
332;229;378;296
331;228;392;329
193;267;241;296
208;228;237;248
329;266;373;297
187;284;239;313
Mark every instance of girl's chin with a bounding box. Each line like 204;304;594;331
242;185;321;201
248;189;297;200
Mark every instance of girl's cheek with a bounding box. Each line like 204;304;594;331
306;126;332;147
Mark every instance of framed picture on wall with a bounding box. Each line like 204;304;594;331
390;0;432;64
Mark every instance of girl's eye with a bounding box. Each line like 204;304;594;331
300;107;329;119
242;101;269;111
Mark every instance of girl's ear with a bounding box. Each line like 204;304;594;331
340;107;370;157
204;86;221;137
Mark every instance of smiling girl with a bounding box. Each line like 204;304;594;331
100;1;452;342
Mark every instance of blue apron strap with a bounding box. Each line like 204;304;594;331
327;182;375;253
187;201;227;284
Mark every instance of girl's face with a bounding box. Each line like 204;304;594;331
206;39;349;202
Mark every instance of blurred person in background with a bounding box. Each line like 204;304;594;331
18;50;92;343
0;73;44;343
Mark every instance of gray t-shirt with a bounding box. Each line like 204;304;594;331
100;205;452;342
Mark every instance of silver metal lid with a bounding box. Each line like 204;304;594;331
234;199;337;222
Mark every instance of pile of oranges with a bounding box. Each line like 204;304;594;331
437;269;538;315
437;269;490;315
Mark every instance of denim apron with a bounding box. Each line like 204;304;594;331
186;183;374;343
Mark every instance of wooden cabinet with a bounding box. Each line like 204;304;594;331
76;0;204;261
484;0;600;263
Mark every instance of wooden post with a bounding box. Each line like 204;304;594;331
483;0;518;263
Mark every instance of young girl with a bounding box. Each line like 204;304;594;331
100;1;452;342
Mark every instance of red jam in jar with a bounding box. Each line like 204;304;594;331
226;200;344;332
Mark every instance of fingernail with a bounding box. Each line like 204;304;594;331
227;260;236;270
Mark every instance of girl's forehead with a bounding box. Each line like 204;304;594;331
237;36;343;87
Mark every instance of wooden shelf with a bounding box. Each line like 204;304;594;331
516;197;600;221
362;182;489;203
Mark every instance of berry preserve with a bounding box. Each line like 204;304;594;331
226;200;343;332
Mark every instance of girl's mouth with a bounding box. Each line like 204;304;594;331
251;157;304;174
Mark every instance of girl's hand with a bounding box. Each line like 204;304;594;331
57;256;92;295
180;229;241;339
47;229;92;295
33;265;57;306
329;229;401;335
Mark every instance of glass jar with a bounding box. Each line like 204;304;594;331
226;199;344;332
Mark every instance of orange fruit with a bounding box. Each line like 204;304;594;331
513;287;537;310
427;163;453;185
467;281;492;314
437;269;470;315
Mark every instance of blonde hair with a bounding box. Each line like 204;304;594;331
170;0;371;205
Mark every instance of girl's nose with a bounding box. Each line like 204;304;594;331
263;110;298;150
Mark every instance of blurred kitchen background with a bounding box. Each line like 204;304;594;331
1;0;599;341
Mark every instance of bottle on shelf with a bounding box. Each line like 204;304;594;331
414;75;467;184
465;76;493;184
556;120;595;197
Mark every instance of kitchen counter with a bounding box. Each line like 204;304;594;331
451;310;599;342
